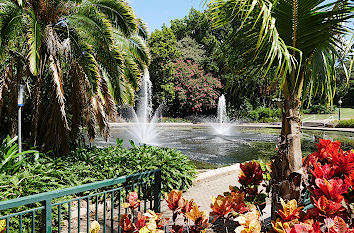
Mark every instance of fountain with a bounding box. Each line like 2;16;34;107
127;69;161;145
211;94;233;135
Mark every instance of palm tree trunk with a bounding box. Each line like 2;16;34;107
271;86;303;219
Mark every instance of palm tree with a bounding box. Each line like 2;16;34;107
207;0;353;214
0;0;149;153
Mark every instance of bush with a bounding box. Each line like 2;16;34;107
336;118;354;128
249;107;281;122
303;104;334;114
172;60;222;116
0;139;196;201
0;135;38;174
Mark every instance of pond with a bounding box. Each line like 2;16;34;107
93;125;354;169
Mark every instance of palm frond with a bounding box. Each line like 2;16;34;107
137;18;149;41
92;94;109;140
26;8;42;76
48;54;69;129
0;0;25;58
78;0;137;36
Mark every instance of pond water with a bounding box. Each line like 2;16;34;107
93;125;354;169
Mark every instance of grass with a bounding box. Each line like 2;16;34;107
302;107;354;121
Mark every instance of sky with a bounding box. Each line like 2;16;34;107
129;0;353;41
128;0;206;32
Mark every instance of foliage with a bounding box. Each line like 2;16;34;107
148;26;181;107
176;36;206;65
249;107;281;123
335;119;354;128
0;140;196;202
229;161;268;211
234;204;261;233
172;60;222;116
209;0;354;211
0;220;5;233
161;117;191;123
271;139;354;232
89;221;100;233
0;135;38;174
0;0;149;153
118;190;209;233
303;105;334;114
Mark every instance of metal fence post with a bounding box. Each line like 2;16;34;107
42;199;52;233
153;170;161;213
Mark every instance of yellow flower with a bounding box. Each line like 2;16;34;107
234;205;261;233
0;220;5;233
89;221;100;233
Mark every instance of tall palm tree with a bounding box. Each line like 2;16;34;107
207;0;353;214
0;0;149;153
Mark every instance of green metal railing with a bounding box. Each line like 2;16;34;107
0;169;161;233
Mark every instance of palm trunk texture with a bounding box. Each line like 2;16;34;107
271;96;304;220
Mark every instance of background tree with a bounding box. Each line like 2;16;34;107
208;0;353;215
148;26;181;107
0;0;148;153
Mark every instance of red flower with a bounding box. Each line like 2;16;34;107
313;196;344;217
127;191;140;209
119;214;134;233
239;161;263;186
314;178;350;202
310;163;334;180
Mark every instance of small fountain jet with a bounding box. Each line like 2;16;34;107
127;69;161;145
211;94;233;135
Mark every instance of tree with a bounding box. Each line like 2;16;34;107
172;60;222;116
177;36;206;64
0;0;148;153
148;26;181;106
208;0;353;215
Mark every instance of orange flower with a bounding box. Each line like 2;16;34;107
277;199;303;221
234;205;261;233
165;190;183;211
186;203;209;233
210;195;233;221
230;191;246;213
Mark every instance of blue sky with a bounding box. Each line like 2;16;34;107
128;0;206;32
129;0;353;41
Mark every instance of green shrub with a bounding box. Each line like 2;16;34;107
0;140;196;232
0;139;196;201
249;107;281;122
336;119;354;128
0;135;38;174
303;105;334;114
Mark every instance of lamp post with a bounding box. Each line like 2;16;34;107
338;98;342;121
18;84;25;155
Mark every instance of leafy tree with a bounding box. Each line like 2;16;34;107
0;0;148;153
208;0;353;215
148;26;181;106
176;36;206;64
